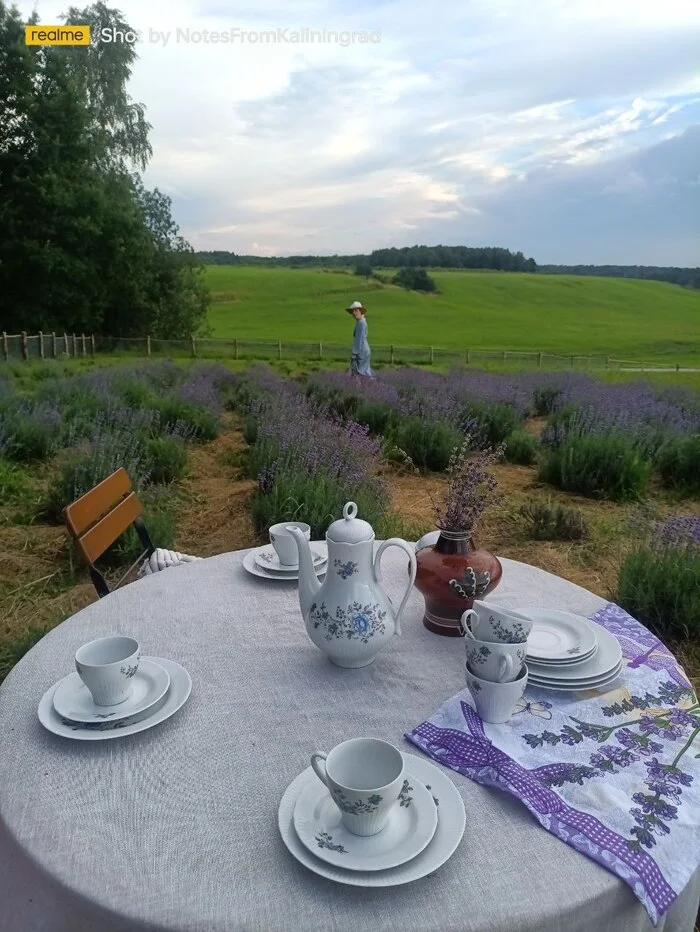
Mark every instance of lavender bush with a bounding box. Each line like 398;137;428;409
0;400;63;461
45;426;151;520
538;432;651;502
656;435;700;496
25;361;238;519
618;515;700;642
236;368;389;537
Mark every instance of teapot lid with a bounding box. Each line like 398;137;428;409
327;502;375;544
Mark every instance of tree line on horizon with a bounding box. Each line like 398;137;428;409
198;245;536;273
0;2;208;338
537;265;700;290
198;248;700;290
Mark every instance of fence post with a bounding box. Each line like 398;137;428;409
191;335;197;357
390;344;395;364
538;352;543;368
429;346;434;364
676;363;680;373
605;356;610;370
466;349;470;365
21;331;28;360
318;342;323;360
81;333;86;357
502;351;506;363
38;331;44;359
570;355;574;367
90;334;95;356
72;334;77;356
52;332;57;357
2;332;7;362
234;339;239;361
278;340;282;360
146;335;151;357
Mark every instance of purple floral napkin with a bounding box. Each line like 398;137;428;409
405;604;699;925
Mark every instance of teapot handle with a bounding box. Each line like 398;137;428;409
373;539;417;637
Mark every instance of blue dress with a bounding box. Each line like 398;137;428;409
351;316;373;377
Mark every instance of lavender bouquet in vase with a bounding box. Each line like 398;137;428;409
414;437;504;636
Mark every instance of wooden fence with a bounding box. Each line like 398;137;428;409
0;331;690;372
2;331;95;361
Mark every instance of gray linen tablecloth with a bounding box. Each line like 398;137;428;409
0;548;698;932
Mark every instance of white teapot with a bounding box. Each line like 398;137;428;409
287;503;417;668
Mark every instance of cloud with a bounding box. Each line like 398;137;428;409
15;0;700;262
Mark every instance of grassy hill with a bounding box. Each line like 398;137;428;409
205;267;700;364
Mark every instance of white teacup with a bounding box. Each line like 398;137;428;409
74;636;140;706
461;600;533;644
463;627;527;683
270;522;310;565
311;738;405;837
466;662;528;723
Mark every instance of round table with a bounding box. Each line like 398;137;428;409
0;548;698;932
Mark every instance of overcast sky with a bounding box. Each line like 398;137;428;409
21;0;700;263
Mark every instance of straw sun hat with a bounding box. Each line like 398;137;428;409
346;300;365;314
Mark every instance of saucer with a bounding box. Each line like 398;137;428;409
52;659;170;723
254;546;325;573
243;547;327;581
521;610;597;662
38;657;191;741
278;753;466;887
293;775;437;871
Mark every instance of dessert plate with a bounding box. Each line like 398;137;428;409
52;659;170;723
278;753;465;887
38;657;191;741
255;546;326;573
293;775;437;871
521;610;597;662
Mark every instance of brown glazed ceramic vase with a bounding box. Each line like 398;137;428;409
414;528;502;636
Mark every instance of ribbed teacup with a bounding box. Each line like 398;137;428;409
311;737;405;836
74;636;140;706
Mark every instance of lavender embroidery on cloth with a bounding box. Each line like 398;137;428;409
405;603;699;925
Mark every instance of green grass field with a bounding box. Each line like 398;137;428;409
205;267;700;365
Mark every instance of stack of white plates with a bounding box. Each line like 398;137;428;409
243;544;327;581
518;609;623;691
38;657;192;740
278;753;466;887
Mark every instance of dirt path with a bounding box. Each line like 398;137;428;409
176;414;257;556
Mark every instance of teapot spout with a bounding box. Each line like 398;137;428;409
286;526;322;619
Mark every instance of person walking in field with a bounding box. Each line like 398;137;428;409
347;300;374;377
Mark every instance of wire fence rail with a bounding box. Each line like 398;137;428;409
0;330;695;372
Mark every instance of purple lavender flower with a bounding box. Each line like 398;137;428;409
631;793;678;821
655;515;700;551
639;715;664;736
668;708;697;727
432;437;504;532
590;745;638;772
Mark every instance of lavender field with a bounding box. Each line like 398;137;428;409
0;360;698;688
